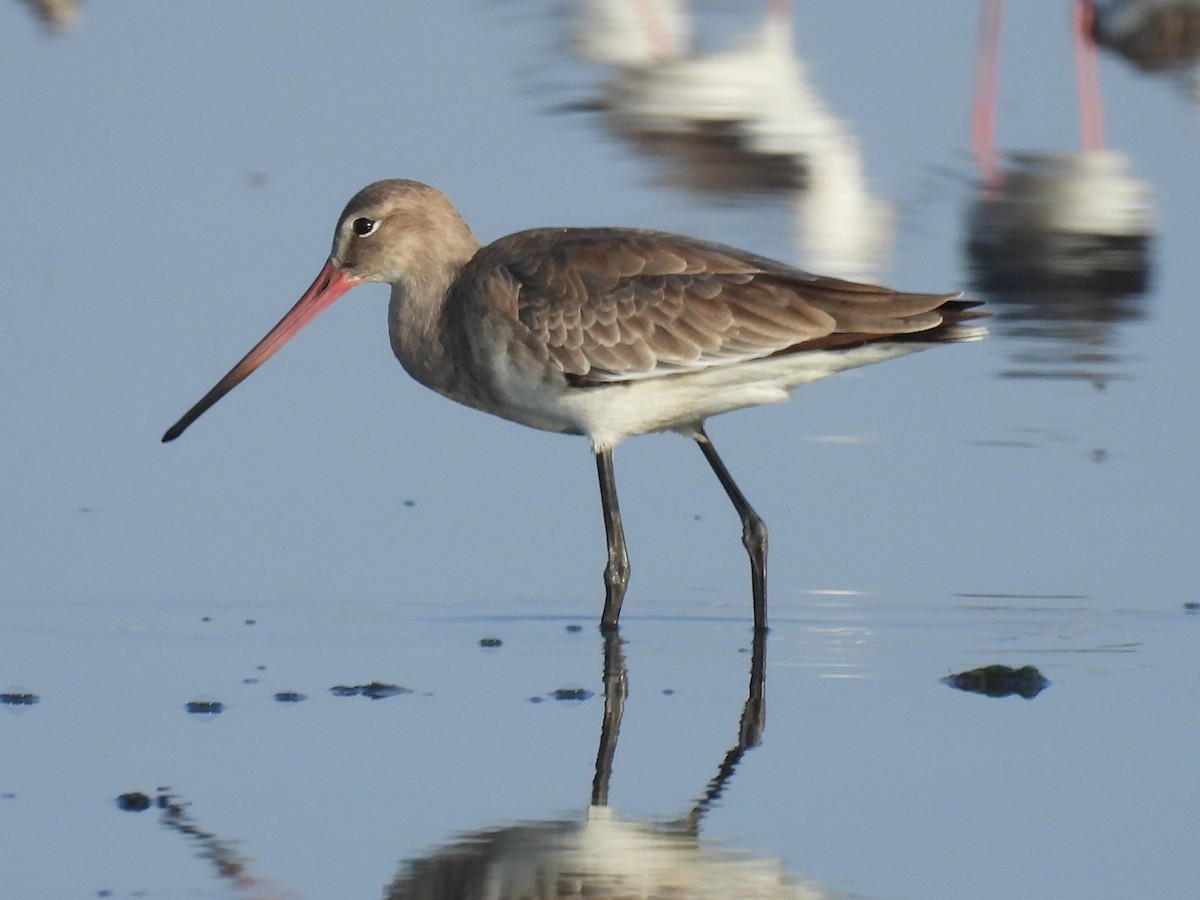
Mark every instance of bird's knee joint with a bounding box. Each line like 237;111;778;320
604;557;630;589
742;515;768;554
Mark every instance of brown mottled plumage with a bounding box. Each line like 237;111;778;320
164;179;986;632
478;227;965;379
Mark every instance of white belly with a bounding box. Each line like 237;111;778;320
484;337;962;451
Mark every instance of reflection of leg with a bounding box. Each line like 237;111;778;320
1073;0;1105;152
591;629;628;807
595;448;630;632
693;427;769;632
687;627;768;830
972;0;1005;189
740;628;767;750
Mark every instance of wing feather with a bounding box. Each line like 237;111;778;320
454;227;968;383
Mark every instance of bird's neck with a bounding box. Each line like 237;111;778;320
387;246;478;402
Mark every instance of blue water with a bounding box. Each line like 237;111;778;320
1;2;1197;897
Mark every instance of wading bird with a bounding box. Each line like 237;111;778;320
164;180;985;632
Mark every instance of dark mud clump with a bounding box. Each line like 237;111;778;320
0;692;39;706
330;682;412;700
185;700;225;715
942;664;1050;699
550;687;594;702
116;792;153;812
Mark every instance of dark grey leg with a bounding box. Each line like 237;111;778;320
694;426;768;632
595;448;630;632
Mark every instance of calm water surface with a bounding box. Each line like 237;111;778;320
1;2;1197;898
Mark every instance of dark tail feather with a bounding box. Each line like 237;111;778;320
779;298;988;356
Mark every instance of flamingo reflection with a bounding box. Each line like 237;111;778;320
570;0;891;280
968;0;1154;384
18;0;80;33
1086;1;1200;71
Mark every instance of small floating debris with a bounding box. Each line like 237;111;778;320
273;691;307;703
942;665;1049;700
0;692;39;706
185;700;225;715
661;688;676;696
551;687;593;702
241;678;259;685
1184;602;1199;613
244;618;257;626
116;792;153;812
528;696;546;704
565;624;583;634
479;637;502;648
330;681;412;700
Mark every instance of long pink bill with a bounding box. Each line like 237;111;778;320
162;259;359;442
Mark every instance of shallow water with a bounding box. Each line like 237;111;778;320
2;2;1198;897
4;594;1195;898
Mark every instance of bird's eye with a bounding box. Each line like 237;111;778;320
352;217;378;237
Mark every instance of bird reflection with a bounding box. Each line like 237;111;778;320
1086;0;1200;88
385;631;826;899
967;151;1152;384
568;0;890;280
126;789;285;899
18;0;81;32
570;0;691;68
967;0;1154;384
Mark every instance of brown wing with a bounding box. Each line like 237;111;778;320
462;227;968;382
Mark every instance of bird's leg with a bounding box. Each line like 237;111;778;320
693;426;768;632
595;448;630;632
